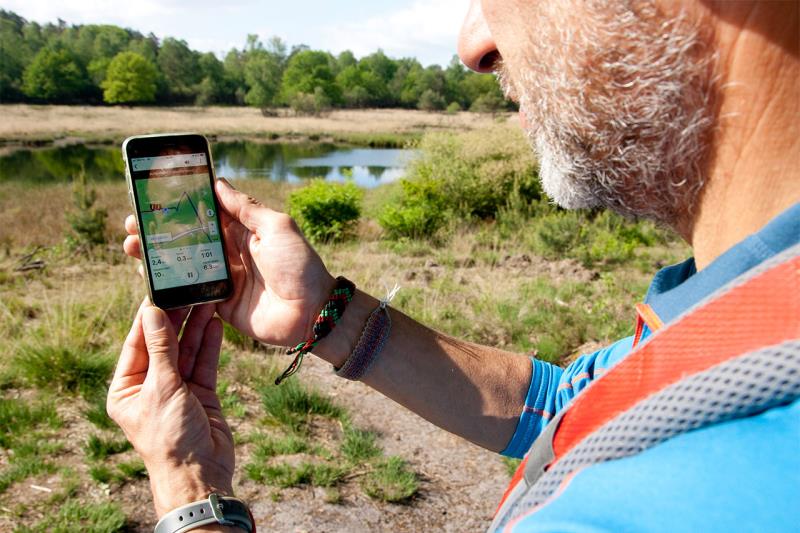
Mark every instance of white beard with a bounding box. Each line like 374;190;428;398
500;0;718;225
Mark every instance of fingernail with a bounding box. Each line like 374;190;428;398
218;177;236;190
142;306;165;332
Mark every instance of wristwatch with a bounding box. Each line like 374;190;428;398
154;493;255;533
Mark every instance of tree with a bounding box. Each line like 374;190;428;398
0;10;30;101
279;50;340;106
101;51;157;104
157;37;200;102
22;47;86;102
241;36;286;109
417;88;446;111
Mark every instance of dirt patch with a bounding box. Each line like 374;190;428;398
240;355;510;533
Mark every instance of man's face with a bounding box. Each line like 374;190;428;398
459;0;718;226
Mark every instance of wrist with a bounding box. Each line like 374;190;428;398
313;289;378;367
148;464;234;518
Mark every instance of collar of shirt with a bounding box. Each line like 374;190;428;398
644;202;800;326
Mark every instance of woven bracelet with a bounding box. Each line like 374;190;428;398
275;276;356;385
335;286;398;381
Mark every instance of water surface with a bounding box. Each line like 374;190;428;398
0;141;415;188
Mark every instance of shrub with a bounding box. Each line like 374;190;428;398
66;169;108;248
288;180;363;243
445;101;462;114
529;209;663;267
417;89;446;111
378;175;448;239
378;127;540;239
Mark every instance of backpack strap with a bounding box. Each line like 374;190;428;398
491;244;800;531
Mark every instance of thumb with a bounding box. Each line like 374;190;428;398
142;306;180;379
216;177;275;233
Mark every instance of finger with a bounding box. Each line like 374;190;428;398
111;299;149;383
191;316;224;391
177;304;217;380
124;214;138;235
166;307;192;336
141;305;180;382
123;235;142;259
216;178;281;233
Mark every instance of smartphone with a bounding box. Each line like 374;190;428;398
122;133;233;309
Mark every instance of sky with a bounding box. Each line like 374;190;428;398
1;0;469;67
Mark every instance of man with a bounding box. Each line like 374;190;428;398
109;1;799;531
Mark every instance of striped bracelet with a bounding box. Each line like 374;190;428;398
275;276;356;385
335;285;399;381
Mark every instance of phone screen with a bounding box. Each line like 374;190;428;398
130;151;229;291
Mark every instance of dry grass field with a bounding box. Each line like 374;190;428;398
0;105;510;145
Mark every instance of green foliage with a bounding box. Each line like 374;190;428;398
470;92;507;113
378;176;448;239
157;38;200;103
501;457;522;477
259;375;345;432
417;89;446;111
379;127;540;239
246;461;346;488
84;434;131;461
22;47;86;101
21;500;127;532
2;10;508;110
101;51;157;104
528;209;665;268
0;398;62;493
362;457;419;502
290;87;332;116
341;426;382;463
0;398;60;448
65;169;108;248
288;180;363;243
11;344;114;397
280;50;340;106
445;101;462;114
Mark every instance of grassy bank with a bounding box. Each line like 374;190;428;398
0;105;510;146
0;124;689;530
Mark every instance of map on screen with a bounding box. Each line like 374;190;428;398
133;162;228;291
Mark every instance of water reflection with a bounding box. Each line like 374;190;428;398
213;142;412;188
0;141;414;188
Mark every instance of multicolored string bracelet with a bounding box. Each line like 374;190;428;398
275;276;356;385
335;284;399;381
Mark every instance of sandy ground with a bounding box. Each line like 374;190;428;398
0;105;511;142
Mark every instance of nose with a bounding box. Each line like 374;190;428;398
458;0;500;73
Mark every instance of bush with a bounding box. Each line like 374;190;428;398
378;127;540;239
470;92;506;113
288;180;363;243
290;87;332;116
378;175;448;239
417;89;446;111
529;209;664;267
445;101;462;114
66;169;108;248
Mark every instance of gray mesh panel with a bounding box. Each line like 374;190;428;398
491;341;800;531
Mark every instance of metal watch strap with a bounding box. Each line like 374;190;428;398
154;493;253;533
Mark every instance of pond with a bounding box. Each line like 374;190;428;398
0;141;416;188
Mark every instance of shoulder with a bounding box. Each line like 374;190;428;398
508;398;800;532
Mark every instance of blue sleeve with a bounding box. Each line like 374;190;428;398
500;336;635;458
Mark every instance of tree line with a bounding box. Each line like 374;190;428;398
0;10;510;113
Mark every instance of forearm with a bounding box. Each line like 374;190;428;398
314;290;532;452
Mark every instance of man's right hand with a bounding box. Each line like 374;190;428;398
123;178;336;348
